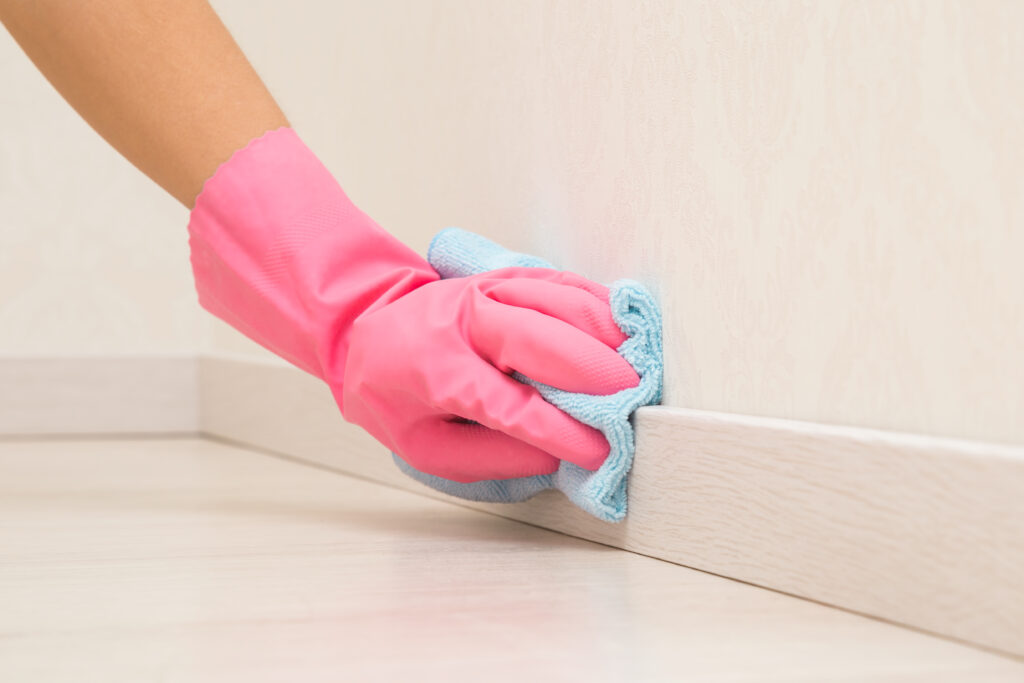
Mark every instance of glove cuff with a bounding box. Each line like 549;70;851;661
186;126;438;380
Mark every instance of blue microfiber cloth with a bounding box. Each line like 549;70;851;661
391;227;664;522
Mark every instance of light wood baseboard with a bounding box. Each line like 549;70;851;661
199;354;1024;658
0;355;199;436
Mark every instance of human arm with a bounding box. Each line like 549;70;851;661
0;0;285;208
1;0;640;482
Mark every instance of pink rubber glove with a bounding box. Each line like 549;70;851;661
187;126;639;482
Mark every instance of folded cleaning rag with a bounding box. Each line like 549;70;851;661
391;227;663;522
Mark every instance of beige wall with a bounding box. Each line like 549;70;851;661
215;0;1024;445
4;1;1022;446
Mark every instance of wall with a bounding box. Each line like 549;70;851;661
4;1;1022;446
213;0;1024;446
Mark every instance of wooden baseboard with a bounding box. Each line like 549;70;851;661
0;355;199;435
199;354;1024;658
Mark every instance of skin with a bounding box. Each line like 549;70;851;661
0;0;288;208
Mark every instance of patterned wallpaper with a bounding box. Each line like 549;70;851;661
6;1;1022;445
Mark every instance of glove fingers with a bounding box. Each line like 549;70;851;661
434;357;612;471
483;266;613;304
400;418;561;483
470;295;640;395
482;276;628;350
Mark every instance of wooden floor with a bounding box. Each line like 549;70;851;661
0;437;1020;682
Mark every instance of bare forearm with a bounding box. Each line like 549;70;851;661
0;0;288;208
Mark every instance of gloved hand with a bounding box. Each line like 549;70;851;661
187;126;639;482
343;266;640;482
